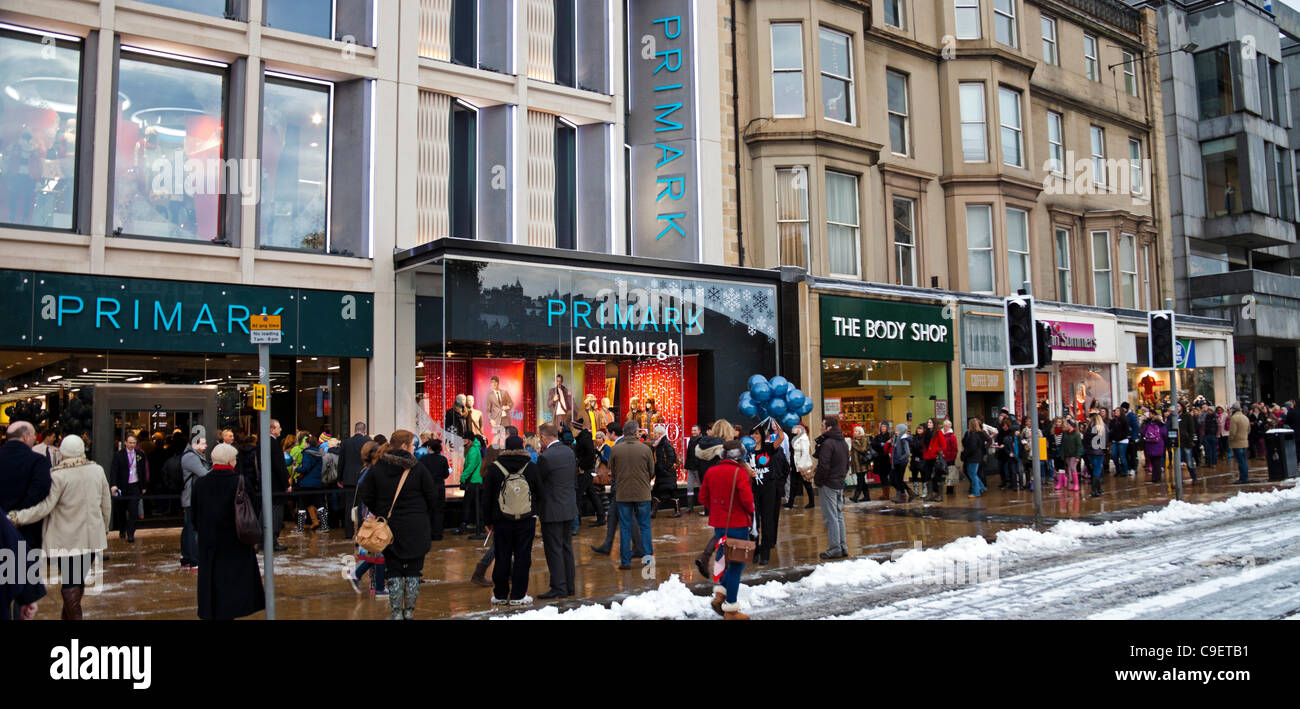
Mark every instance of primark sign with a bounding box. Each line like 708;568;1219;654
628;0;701;262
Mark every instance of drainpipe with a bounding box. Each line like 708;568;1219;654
731;0;746;267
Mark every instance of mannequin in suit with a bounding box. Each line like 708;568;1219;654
547;374;575;424
465;394;485;439
486;376;513;437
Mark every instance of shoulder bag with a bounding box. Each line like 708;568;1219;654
234;475;262;545
355;469;411;554
721;465;756;564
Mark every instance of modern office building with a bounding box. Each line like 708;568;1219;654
1134;0;1299;403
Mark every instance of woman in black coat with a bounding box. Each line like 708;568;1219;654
192;443;264;620
419;439;450;541
650;425;680;518
358;430;438;620
870;422;892;501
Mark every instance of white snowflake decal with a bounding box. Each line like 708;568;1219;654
747;325;756;336
723;288;741;312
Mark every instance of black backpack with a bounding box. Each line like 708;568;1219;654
163;454;184;492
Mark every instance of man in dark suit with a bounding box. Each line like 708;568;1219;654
0;421;51;619
109;432;149;542
265;419;291;551
536;422;577;598
339;421;371;538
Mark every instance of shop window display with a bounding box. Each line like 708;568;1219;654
1059;364;1112;420
415;257;780;489
820;359;950;435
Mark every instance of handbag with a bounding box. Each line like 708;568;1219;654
355;469;410;554
594;462;611;486
234;475;261;545
721;465;755;564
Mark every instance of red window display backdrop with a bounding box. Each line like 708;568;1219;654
471;358;525;444
617;356;697;484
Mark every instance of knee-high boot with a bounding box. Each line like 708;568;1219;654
386;578;405;620
1069;468;1079;491
317;506;330;532
403;577;421;620
60;586;84;620
295;508;307;532
306;506;320;530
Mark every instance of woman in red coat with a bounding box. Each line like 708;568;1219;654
698;439;755;620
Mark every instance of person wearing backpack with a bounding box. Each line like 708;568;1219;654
1140;411;1167;483
482;434;542;606
358;430;438;620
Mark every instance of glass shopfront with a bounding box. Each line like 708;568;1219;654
818;294;953;434
413;257;780;485
0;268;373;462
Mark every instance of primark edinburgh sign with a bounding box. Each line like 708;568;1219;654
819;295;953;361
628;0;701;262
0;270;373;357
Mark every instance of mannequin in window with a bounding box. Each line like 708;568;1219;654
486;376;513;436
642;397;665;428
444;394;468;442
465;394;485;439
547;374;574;425
626;396;643;428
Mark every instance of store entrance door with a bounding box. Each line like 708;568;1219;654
90;384;219;475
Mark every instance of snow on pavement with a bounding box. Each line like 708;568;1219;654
504;485;1300;620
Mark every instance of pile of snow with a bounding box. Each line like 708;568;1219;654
506;486;1300;620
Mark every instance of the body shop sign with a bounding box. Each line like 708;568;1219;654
819;295;953;361
1044;320;1097;351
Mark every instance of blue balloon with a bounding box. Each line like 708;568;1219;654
739;391;753;407
781;411;801;430
798;399;815;416
767;397;787;417
739;398;758;418
750;381;772;402
741;436;756;453
747;374;769;391
768;376;789;399
786;389;807;412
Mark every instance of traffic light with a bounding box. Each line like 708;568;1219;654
1036;320;1053;367
1005;295;1036;368
1149;310;1176;370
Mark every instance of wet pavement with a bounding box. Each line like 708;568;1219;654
41;459;1288;620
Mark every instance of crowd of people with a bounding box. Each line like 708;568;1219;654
1;390;1288;622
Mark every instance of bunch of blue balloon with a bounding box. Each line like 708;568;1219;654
738;374;814;452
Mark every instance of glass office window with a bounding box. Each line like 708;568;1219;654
0;28;81;230
261;75;330;251
1194;47;1234;119
1201;136;1240;217
265;0;334;39
139;0;231;17
113;52;226;242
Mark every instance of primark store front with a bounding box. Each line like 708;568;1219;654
396;240;787;483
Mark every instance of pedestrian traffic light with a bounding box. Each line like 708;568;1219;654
1036;320;1053;367
1005;295;1036;368
1149;310;1176;370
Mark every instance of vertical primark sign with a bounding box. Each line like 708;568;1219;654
628;0;701;262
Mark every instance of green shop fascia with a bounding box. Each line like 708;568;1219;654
0;269;373;357
818;294;955;434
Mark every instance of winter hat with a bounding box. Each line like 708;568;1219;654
211;443;238;466
895;423;908;435
60;435;85;460
505;435;525;450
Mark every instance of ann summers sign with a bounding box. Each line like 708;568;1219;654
819;295;954;362
627;0;701;262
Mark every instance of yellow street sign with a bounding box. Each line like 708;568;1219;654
250;314;282;331
252;384;267;411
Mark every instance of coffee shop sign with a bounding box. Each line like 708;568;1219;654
829;316;950;343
